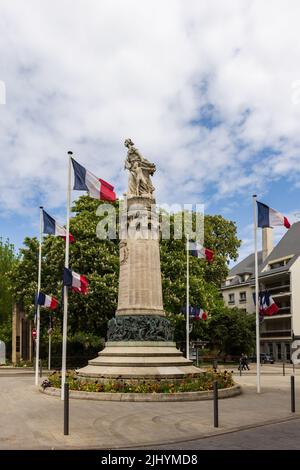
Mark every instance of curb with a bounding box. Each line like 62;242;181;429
40;384;241;402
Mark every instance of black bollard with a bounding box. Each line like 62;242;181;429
291;375;295;413
64;383;69;435
213;380;219;428
283;362;285;376
39;359;42;378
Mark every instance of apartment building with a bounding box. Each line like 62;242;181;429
221;223;300;361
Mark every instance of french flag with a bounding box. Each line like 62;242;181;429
194;307;207;321
259;291;279;316
189;241;214;263
37;292;58;310
257;201;290;229
42;210;75;243
71;158;116;202
63;267;89;295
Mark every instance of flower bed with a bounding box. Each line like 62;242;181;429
42;369;234;394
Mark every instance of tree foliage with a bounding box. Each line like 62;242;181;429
10;196;252;355
0;239;19;343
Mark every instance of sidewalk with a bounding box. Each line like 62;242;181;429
0;370;299;449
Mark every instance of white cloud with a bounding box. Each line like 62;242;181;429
0;0;300;225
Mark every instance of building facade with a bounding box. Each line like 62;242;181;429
221;224;300;362
11;303;33;364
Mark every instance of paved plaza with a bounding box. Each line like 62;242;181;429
0;365;300;450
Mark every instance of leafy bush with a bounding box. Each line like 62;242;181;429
45;369;234;393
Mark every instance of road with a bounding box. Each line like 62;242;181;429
143;418;300;450
1;368;300;449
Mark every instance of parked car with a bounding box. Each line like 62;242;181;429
249;353;275;364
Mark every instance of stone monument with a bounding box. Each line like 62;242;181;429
78;139;200;381
0;340;6;365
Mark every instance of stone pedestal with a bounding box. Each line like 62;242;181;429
78;180;200;380
78;342;198;381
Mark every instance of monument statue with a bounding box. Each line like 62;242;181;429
77;140;200;384
124;138;156;197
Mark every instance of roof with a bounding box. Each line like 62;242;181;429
223;222;300;287
259;221;300;274
229;251;263;277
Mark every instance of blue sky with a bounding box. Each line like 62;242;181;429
0;0;300;263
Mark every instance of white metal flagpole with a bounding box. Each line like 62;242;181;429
35;206;43;386
253;194;261;393
61;151;72;400
186;235;190;360
48;322;51;371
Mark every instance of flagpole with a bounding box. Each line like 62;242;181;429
186;234;190;360
61;151;72;400
48;319;51;371
35;206;43;386
253;194;261;393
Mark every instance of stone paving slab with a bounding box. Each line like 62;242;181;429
0;371;300;449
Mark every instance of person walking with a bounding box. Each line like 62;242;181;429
241;353;250;370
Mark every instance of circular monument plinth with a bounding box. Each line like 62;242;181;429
77;341;201;382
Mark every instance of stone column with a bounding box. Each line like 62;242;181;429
116;195;164;317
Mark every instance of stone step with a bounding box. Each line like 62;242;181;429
77;364;201;379
99;351;183;357
88;357;194;367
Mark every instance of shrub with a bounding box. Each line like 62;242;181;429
45;369;234;393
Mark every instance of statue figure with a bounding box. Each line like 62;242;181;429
124;138;156;197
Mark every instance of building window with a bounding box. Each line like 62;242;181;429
228;293;235;304
277;343;282;360
285;344;291;361
16;336;20;353
239;292;247;303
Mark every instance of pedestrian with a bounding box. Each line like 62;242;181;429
240;353;250;370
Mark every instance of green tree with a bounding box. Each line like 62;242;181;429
11;196;248;355
11;197;119;338
208;306;256;356
0;239;18;344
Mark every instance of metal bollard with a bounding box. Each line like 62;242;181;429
39;359;42;378
291;375;295;413
213;380;219;428
283;362;285;376
64;383;69;435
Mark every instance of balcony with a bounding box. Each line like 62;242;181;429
260;330;292;338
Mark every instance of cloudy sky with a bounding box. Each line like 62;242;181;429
0;0;300;261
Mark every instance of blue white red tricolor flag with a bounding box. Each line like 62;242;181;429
185;306;208;320
71;158;116;202
257;201;290;229
42;209;75;243
193;307;207;320
63;267;89;294
189;241;214;263
36;292;58;310
253;291;279;316
259;291;279;316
